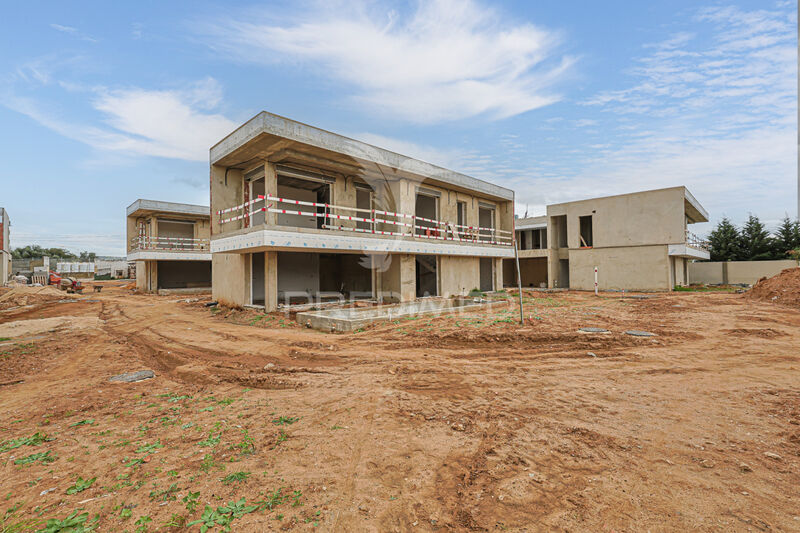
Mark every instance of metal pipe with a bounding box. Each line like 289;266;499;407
514;234;524;325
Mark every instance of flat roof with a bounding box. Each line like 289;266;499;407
210;111;514;201
126;199;209;218
515;215;547;230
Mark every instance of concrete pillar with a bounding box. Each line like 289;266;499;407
265;251;278;312
493;257;503;291
136;261;147;291
378;253;416;302
265;163;278;226
399;254;415;301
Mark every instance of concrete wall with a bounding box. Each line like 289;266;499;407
0;208;10;254
0;250;10;283
212;253;247;307
440;256;480;296
689;260;799;285
547;187;687;249
568;245;671;291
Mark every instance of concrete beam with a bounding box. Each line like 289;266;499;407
127;199;209;218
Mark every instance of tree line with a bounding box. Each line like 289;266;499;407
11;245;97;262
708;215;800;262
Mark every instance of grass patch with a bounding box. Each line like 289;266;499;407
220;471;250;485
65;477;96;495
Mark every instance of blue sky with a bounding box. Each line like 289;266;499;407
1;0;796;256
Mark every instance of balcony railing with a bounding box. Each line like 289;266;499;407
217;195;513;246
130;236;210;252
686;230;710;251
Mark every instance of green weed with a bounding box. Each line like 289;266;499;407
65;477;96;495
220;472;250;485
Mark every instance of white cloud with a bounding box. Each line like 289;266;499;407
197;0;573;123
50;23;97;43
562;2;799;226
5;77;237;162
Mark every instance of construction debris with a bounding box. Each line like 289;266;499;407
746;267;800;307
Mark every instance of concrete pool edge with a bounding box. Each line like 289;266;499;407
296;297;508;332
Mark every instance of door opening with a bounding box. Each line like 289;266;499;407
479;257;493;292
415;255;437;297
251;253;265;306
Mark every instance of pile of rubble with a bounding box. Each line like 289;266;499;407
745;267;800;307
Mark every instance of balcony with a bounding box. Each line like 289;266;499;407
213;195;515;257
686;230;710;251
128;236;211;261
668;230;710;260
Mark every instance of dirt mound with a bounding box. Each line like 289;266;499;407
745;267;800;307
0;286;77;311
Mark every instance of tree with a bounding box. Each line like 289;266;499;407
738;214;772;261
10;245;78;261
78;251;96;262
707;217;742;261
771;216;800;258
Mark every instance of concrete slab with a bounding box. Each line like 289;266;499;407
296;298;505;332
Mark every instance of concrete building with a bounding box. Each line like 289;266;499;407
0;208;9;283
210;112;515;309
126;199;211;292
506;187;710;291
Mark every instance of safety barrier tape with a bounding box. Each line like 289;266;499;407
265;195;510;234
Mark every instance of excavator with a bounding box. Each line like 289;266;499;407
48;271;84;294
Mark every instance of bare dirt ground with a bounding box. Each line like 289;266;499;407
0;284;798;532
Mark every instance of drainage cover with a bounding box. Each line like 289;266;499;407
579;327;609;333
625;330;656;337
109;370;155;383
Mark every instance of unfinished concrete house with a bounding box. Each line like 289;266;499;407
126;199;211;292
209;112;515;310
0;208;9;283
506;187;709;291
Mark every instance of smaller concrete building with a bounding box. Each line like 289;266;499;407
126;200;211;292
506;186;710;291
0;208;10;283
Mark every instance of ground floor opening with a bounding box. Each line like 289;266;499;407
415;255;438;297
215;251;506;309
502;257;548;288
157;260;212;290
248;251;376;306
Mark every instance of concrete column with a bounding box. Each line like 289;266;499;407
378;253;416;302
265;163;278;226
265;251;278;312
136;261;147;291
493;257;503;291
399;254;415;301
385;179;416;235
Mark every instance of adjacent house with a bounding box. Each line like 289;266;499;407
209;112;515;309
126;199;211;292
0;208;9;283
506;187;710;291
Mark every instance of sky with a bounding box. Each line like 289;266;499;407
0;0;796;256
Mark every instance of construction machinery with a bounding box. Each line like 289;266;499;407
48;271;84;294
